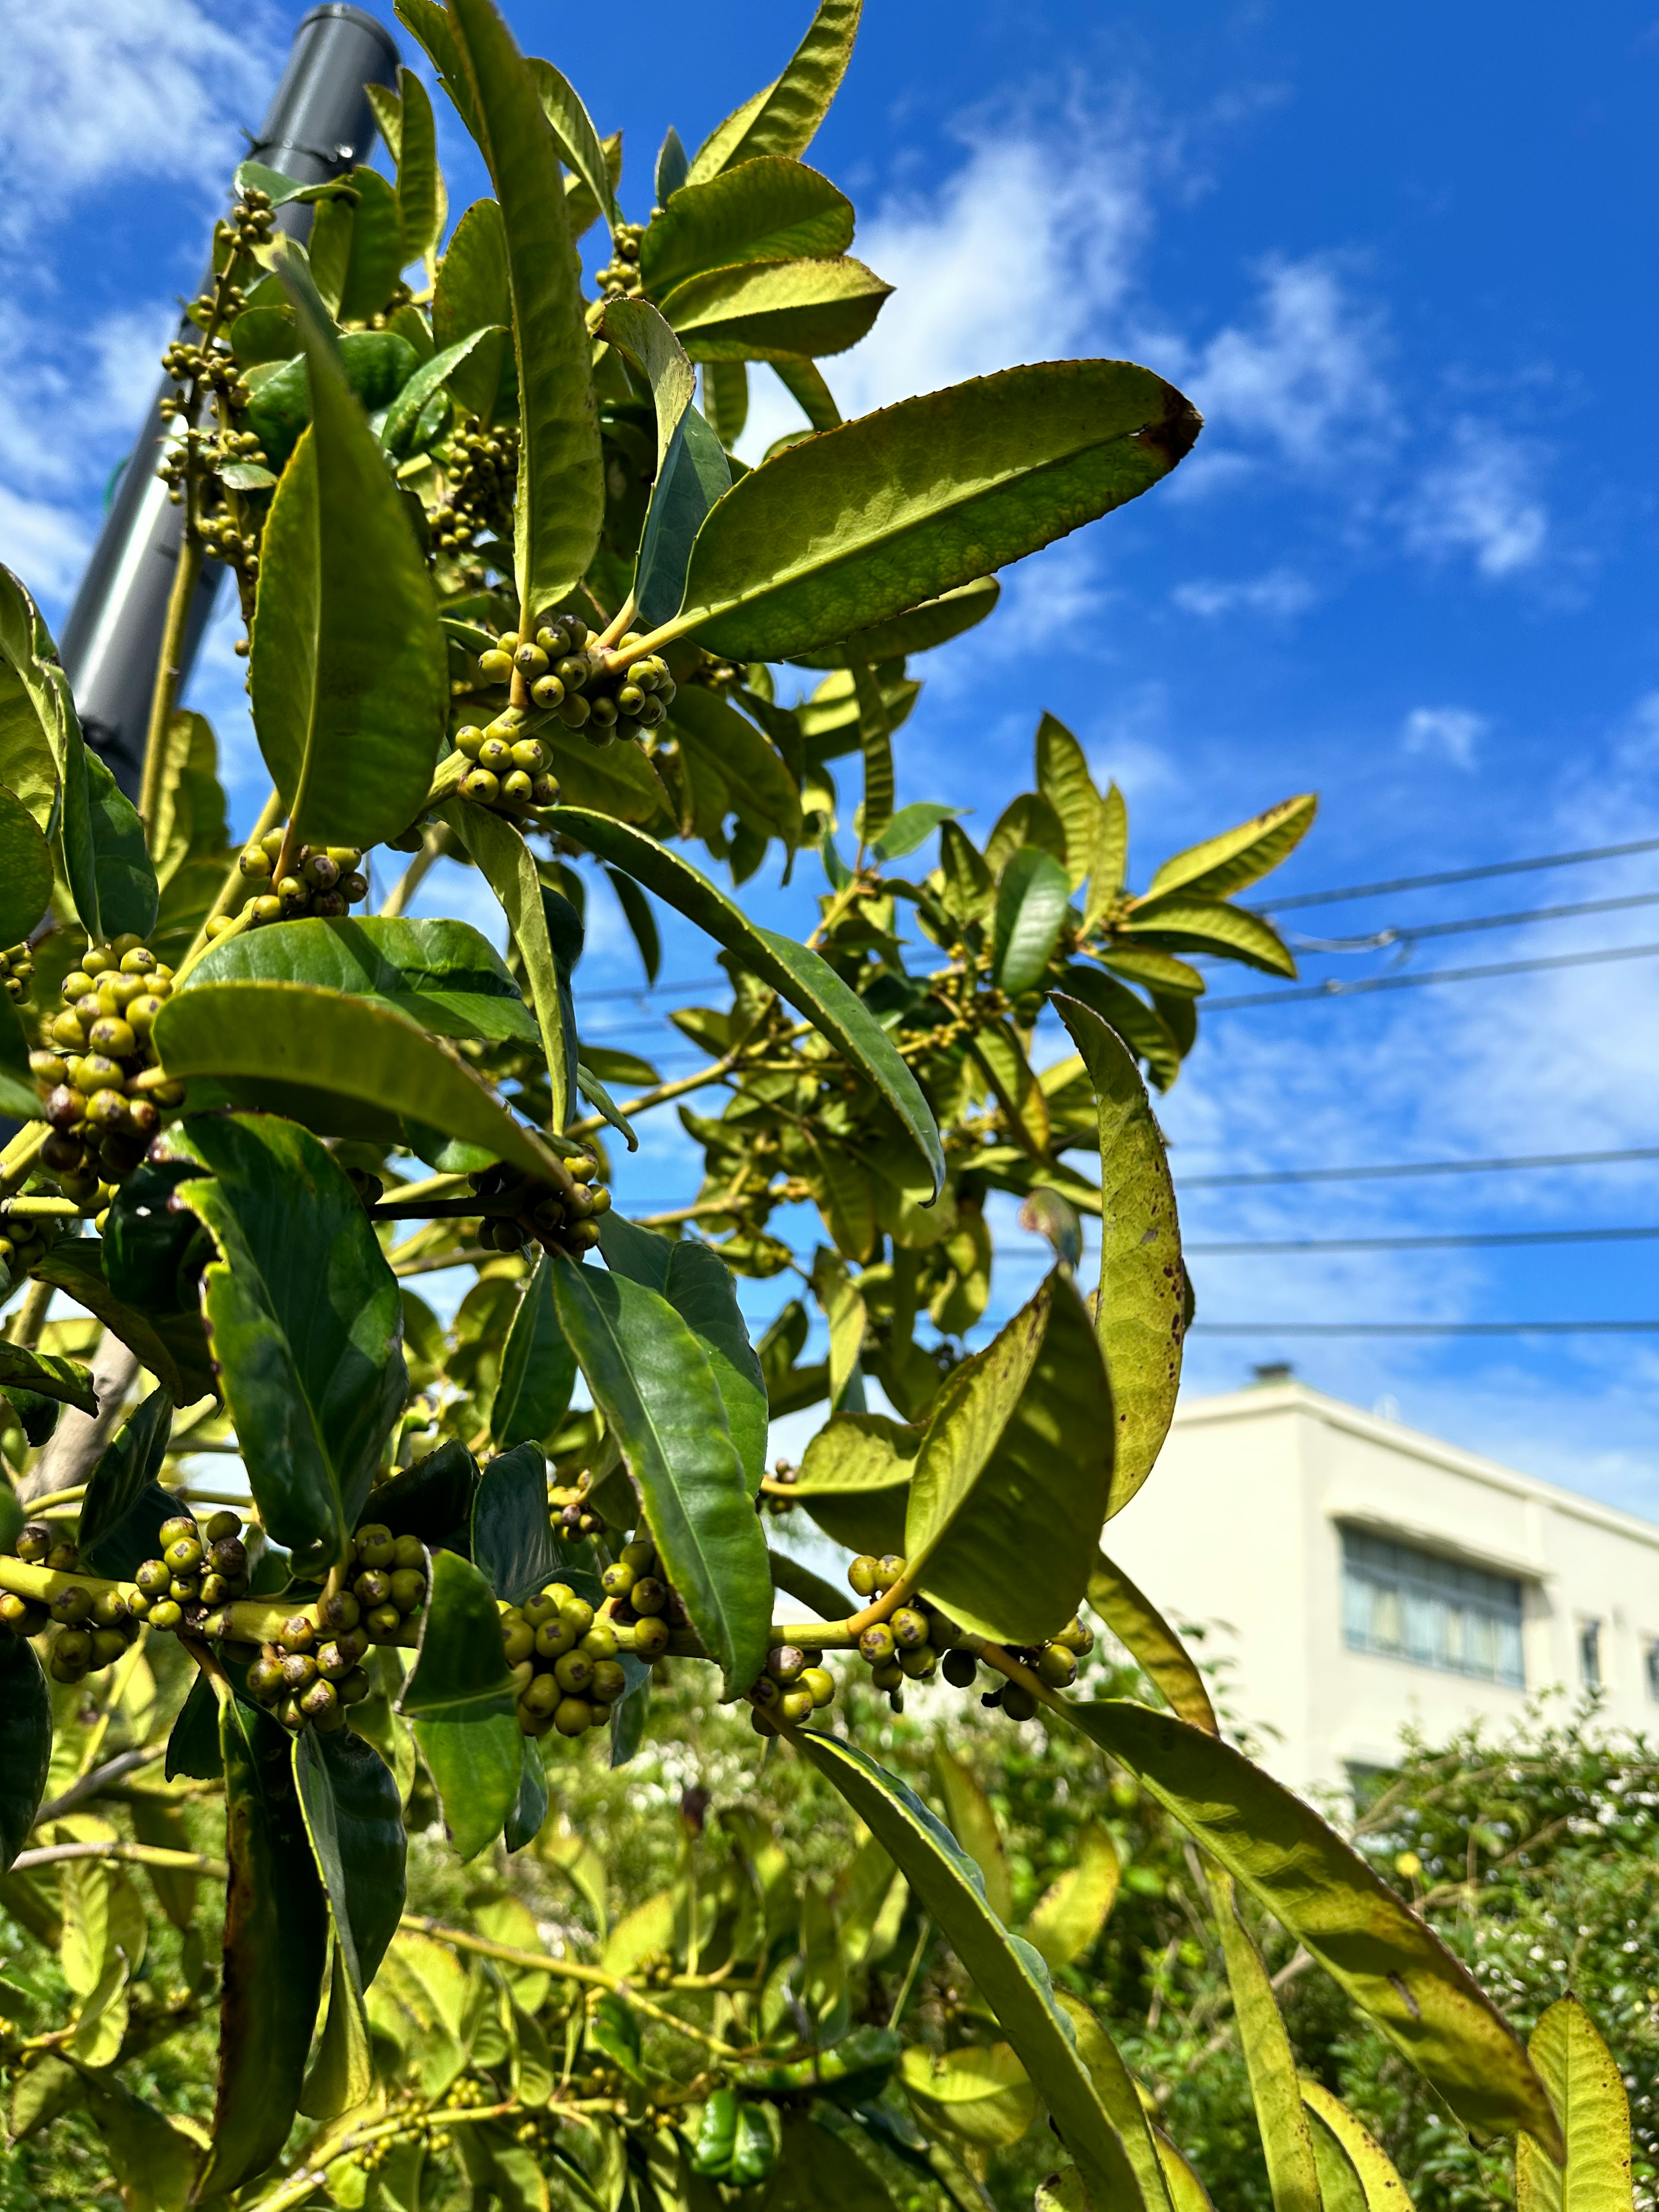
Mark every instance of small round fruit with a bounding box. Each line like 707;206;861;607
899;1644;937;1680
630;1577;667;1616
553;1650;594;1694
164;1535;203;1574
890;1606;928;1649
600;1561;635;1599
875;1553;906;1591
388;1568;426;1613
869;1658;904;1692
766;1644;805;1683
1002;1684;1040;1722
554;1696;594;1737
858;1624;896;1666
631;1615;670;1659
90;1627;128;1669
354;1569;392;1608
280;1614;316;1655
942;1648;978;1690
391;1534;425;1570
147;1600;182;1631
204;1509;242;1543
365;1603;401;1640
502;1618;535;1666
590;1660;626;1703
579;1622;617;1662
49;1586;92;1625
800;1666;836;1709
1036;1644;1078;1689
847;1555;880;1597
779;1687;815;1725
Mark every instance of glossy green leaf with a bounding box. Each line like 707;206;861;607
1517;1996;1630;2212
336;165;406;321
904;1268;1111;1643
669;361;1199;663
1065;1700;1562;2154
1054;993;1186;1503
295;1725;407;1995
398;1548;524;1861
604;865;661;985
184;914;539;1047
687;0;862;181
0;563;67;833
505;1734;549;1852
791;578;1000;671
600;299;733;632
871;803;962;861
0;1340;95;1414
1299;2081;1414;2212
371;1437;480;1545
381;326;503;456
1058;963;1182;1092
1208;1863;1322;2212
195;1690;330;2202
993;845;1071;996
394;0;482;139
660;1236;768;1492
153;980;568;1185
78;1386;174;1580
643;158;852;297
1024;1821;1120;1971
439;799;571;1133
0;1638;50;1874
552;1253;770;1693
1122;892;1295;976
547;809;944;1197
79;744;159;941
0;997;38;1122
241;329;420;468
1147;795;1318;901
450;0;603;620
80;2072;202;2212
0;782;50;943
432;197;511;418
1102;945;1206;995
1035;714;1101;893
472;1440;558;1604
1087;1552;1216;1733
791;1412;914;1556
390;68;446;265
660;256;890;362
492;1257;578;1449
668;682;801;853
251;250;446;851
159;1112;406;1568
528;56;619;230
798;1733;1168;2212
32;1238;216;1405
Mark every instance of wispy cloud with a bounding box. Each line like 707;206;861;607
1404;418;1549;578
1172;566;1315;619
1402;706;1488;769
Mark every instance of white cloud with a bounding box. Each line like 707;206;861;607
1404;418;1548;578
1172;567;1315;619
0;481;89;600
1401;705;1488;769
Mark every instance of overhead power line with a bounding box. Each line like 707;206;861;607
1176;1147;1659;1188
1290;889;1659;953
1190;1320;1659;1337
1205;940;1659;1011
991;1227;1659;1257
1254;837;1659;914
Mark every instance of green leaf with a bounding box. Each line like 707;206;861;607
660;257;890;362
449;0;604;621
439;800;572;1133
788;578;1000;671
643;158;853;298
1064;1700;1563;2155
775;354;842;432
934;1750;1013;1920
381;326;504;456
394;0;482;140
793;1412;915;1556
32;1238;215;1405
241;329;420;468
335;166;406;321
390;69;447;266
1517;1996;1630;2212
1024;1822;1120;1972
185;914;540;1048
1146;795;1317;901
904;1268;1112;1643
294;1725;407;1997
234;157;355;210
0;1340;95;1414
1035;714;1101;894
0;1638;50;1873
1057;963;1182;1093
938;819;995;925
1122;892;1296;976
798;1733;1170;2212
195;1691;331;2202
504;1735;549;1852
159;1113;406;1568
1053;994;1185;1505
605;865;661;983
669;361;1199;662
601;297;734;632
1100;945;1205;995
850;661;893;843
0;782;50;944
0;997;39;1122
80;2073;202;2212
397;1548;524;1861
431;197;511;419
0;563;67;834
547;809;944;1197
1206;1863;1322;2212
78;1387;174;1579
901;2043;1038;2151
1299;2082;1414;2212
994;846;1071;996
79;745;159;941
371;1436;480;1545
871;804;962;862
251;249;446;852
1087;1553;1216;1733
668;683;801;854
686;0;862;181
551;1254;771;1693
472;1440;559;1604
528;57;619;231
492;1256;578;1449
660;1237;768;1492
153;980;569;1186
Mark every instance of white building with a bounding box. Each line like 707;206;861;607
1104;1374;1659;1798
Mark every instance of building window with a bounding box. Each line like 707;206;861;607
1581;1619;1602;1691
1645;1642;1659;1702
1341;1528;1524;1688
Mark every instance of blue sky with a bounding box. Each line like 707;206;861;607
3;0;1658;1511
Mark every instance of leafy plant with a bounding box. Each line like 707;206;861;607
0;2;1620;2208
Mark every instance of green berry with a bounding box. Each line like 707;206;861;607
554;1695;593;1737
800;1665;836;1708
942;1648;978;1689
1002;1684;1039;1722
1036;1644;1078;1688
858;1624;896;1665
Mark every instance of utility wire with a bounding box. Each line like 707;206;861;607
1176;1147;1659;1188
987;1227;1659;1257
1205;940;1659;1011
1289;889;1659;954
1253;837;1659;914
1189;1320;1659;1336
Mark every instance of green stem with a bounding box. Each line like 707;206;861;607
5;1279;53;1348
138;532;203;831
888;1916;932;2028
183;785;283;967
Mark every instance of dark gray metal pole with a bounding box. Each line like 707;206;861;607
58;6;400;797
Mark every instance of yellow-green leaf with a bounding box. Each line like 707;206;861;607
1035;714;1101;893
1122;893;1296;977
1517;1996;1631;2212
686;0;862;182
642;157;854;296
1299;2080;1415;2212
900;2043;1038;2150
1207;1863;1322;2212
1087;1553;1216;1734
934;1751;1013;1921
793;1412;915;1557
1146;795;1317;902
660;256;890;362
1024;1822;1120;1971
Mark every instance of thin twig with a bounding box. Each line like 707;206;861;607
35;1745;167;1824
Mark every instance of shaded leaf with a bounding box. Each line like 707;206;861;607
1087;1553;1216;1734
1300;2081;1414;2212
295;1724;407;1994
643;158;853;297
1206;1862;1322;2212
32;1238;215;1405
1025;1822;1121;1971
473;1440;559;1604
440;798;572;1132
492;1256;578;1449
0;1340;95;1414
398;1548;524;1861
0;781;51;943
0;1638;50;1873
78;1386;173;1580
935;1750;1013;1921
794;1412;915;1556
788;578;999;670
1122;892;1296;977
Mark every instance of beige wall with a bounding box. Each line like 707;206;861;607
1103;1380;1659;1797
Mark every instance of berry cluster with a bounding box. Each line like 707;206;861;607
1;940;34;1004
595;223;645;299
245;1522;428;1734
33;937;184;1203
749;1640;837;1735
1;1524;144;1682
453;722;559;817
971;1613;1094;1719
217;829;369;935
127;1508;251;1635
470;613;677;756
430;420;519;554
502;1579;630;1739
0;1201;61;1290
842;1553;964;1709
597;1534;681;1659
467;1157;612;1261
